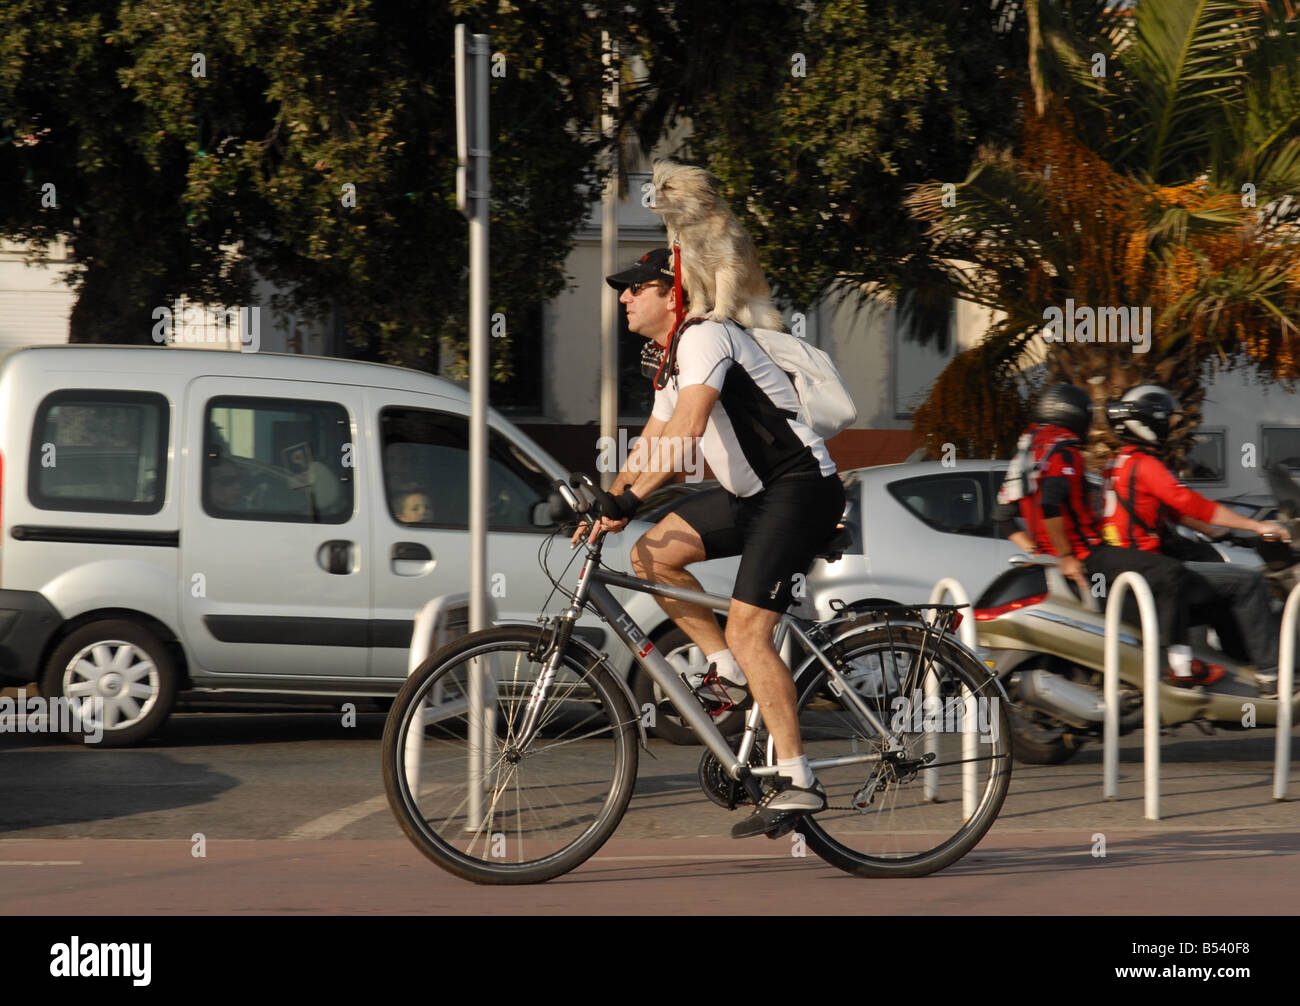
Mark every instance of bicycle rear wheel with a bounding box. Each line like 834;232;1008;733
794;622;1011;877
381;626;639;885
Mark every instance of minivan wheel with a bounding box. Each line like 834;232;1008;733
40;620;178;748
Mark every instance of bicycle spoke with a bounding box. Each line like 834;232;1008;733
383;630;637;884
795;623;1010;877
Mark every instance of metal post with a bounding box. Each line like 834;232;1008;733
1274;582;1299;800
456;25;491;830
599;31;620;490
928;578;980;818
1102;571;1161;819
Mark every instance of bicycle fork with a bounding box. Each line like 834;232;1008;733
512;606;581;752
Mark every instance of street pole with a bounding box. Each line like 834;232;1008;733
456;24;490;831
599;31;619;489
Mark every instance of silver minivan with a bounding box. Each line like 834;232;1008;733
0;346;734;745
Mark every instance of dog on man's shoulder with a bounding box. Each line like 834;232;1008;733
649;160;785;332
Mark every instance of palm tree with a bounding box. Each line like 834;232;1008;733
907;0;1300;463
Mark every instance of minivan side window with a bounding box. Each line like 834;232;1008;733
380;408;554;531
204;396;353;523
29;390;169;514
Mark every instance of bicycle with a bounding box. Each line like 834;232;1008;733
381;473;1013;885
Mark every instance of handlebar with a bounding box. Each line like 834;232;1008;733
557;473;628;552
557;473;625;522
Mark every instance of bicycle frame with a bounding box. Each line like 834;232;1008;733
527;540;905;791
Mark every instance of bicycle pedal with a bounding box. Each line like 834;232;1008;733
764;815;800;840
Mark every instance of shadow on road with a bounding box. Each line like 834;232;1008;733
947;829;1300;877
0;749;240;834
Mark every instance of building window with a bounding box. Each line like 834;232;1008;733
492;304;544;416
893;293;956;419
1184;429;1226;483
1262;426;1300;472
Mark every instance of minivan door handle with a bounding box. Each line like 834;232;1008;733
391;541;435;577
317;540;355;575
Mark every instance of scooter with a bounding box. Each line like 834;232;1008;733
973;465;1300;765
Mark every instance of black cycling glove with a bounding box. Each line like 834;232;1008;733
598;488;641;521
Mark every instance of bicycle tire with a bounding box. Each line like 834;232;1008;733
792;622;1012;878
381;626;639;885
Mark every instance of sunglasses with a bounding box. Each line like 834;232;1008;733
627;280;667;297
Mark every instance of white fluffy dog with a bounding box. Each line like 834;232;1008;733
649;160;785;331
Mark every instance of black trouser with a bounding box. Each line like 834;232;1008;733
1184;561;1281;675
1084;544;1190;647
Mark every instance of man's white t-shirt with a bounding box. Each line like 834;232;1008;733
651;320;835;498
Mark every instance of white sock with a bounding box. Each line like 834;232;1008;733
1167;644;1193;677
706;648;746;685
778;756;814;790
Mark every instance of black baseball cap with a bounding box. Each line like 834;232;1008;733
605;247;674;291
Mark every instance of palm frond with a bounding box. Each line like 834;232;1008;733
1122;1;1261;180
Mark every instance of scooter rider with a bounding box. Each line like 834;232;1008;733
1103;385;1292;694
995;384;1218;687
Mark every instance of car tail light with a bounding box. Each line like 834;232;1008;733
974;593;1046;621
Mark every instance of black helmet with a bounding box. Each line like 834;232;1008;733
1033;383;1093;439
1106;384;1178;444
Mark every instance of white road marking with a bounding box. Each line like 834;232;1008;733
284;795;391;840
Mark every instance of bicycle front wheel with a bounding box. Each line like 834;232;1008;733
381;627;639;885
794;623;1011;878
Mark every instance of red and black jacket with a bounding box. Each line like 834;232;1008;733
1101;445;1216;552
1018;424;1102;561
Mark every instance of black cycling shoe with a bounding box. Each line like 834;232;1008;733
730;778;826;840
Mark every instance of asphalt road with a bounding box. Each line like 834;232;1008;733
2;710;1297;914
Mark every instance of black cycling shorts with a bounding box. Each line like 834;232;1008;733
668;472;846;612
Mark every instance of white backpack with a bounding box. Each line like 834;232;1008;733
725;321;858;440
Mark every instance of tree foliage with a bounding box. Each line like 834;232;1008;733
615;0;1027;335
907;0;1300;462
0;0;609;373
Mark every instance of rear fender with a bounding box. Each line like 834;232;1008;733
799;620;1011;705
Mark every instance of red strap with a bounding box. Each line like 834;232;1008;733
672;241;686;333
653;241;689;391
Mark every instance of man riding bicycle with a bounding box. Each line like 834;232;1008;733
578;248;845;838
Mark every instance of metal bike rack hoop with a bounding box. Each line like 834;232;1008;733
1274;582;1299;801
928;578;980;819
1102;571;1161;820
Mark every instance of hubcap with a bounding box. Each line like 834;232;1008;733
61;640;160;732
